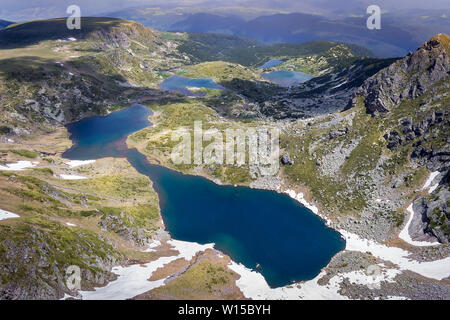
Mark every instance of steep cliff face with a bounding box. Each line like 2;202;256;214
351;34;450;115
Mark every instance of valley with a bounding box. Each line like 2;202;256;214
0;17;448;300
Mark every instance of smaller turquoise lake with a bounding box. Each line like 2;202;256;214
259;60;284;69
62;104;345;288
262;70;313;87
159;75;223;95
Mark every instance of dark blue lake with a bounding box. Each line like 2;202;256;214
159;75;223;96
262;70;313;87
259;59;284;69
63;104;345;288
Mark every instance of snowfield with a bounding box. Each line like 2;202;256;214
78;240;214;300
0;161;38;171
229;261;402;300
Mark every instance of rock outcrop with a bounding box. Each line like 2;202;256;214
0;222;123;299
414;171;450;243
99;211;153;247
280;153;294;165
350;34;450;115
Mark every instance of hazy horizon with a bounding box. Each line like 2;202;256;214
1;0;450;22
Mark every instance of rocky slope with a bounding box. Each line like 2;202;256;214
351;33;450;243
277;44;358;76
0;218;122;299
414;174;449;243
349;34;450;115
263;57;397;118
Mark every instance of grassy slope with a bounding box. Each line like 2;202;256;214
277;44;356;76
144;255;243;299
127;100;259;186
0;155;164;298
0;157;162;244
178;61;262;82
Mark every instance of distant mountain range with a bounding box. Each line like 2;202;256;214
105;8;450;57
1;2;448;56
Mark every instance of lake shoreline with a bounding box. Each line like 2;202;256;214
60;103;448;300
63;104;345;289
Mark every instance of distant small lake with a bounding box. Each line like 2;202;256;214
159;75;223;96
259;59;284;69
262;70;313;87
63;104;345;288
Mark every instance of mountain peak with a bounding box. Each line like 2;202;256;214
0;17;158;48
429;33;450;55
350;34;449;115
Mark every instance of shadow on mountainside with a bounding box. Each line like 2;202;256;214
0;17;129;49
219;78;284;103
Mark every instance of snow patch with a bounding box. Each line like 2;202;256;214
342;267;401;288
66;160;95;168
142;240;161;252
229;259;403;300
386;295;408;300
285;190;331;226
342;229;449;280
229;262;346;299
428;183;439;194
59;174;87;180
0;209;20;221
422;171;440;190
0;160;37;171
61;293;77;300
399;204;439;247
285;190;319;215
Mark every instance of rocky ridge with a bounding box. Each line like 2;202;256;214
350;34;450;115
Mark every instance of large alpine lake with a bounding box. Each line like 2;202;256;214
63;104;345;288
